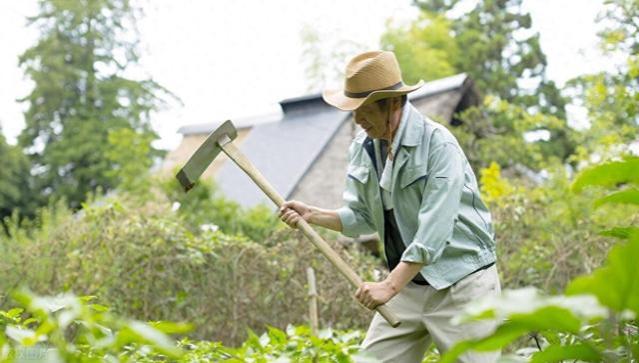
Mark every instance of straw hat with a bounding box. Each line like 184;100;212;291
322;50;424;111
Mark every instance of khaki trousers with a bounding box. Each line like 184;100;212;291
357;265;501;363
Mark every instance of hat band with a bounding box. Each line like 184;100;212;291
344;81;404;98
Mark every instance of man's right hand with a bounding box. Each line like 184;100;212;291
278;200;313;228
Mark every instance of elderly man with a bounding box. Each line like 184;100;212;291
279;50;500;362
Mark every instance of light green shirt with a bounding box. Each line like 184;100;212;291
337;102;496;289
374;102;409;210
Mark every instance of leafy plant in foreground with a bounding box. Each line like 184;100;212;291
0;289;191;362
439;156;639;362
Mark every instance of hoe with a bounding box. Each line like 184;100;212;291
176;120;400;328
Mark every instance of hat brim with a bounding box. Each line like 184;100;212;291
322;80;424;111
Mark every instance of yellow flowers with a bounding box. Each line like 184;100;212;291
479;162;515;205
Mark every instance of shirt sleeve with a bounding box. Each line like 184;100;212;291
400;141;465;265
336;144;377;238
336;180;376;238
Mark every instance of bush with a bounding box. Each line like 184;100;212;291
0;186;382;346
480;160;637;292
158;175;280;241
441;156;639;362
0;290;376;362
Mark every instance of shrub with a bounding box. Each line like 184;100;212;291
0;188;381;346
442;156;639;362
480;160;637;292
158;175;280;241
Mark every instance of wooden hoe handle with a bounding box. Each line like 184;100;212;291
220;140;401;328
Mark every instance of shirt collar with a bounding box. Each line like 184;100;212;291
400;102;424;147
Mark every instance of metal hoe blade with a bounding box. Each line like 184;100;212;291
176;120;237;192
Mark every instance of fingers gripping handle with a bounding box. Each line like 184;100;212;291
297;221;401;328
219;141;401;328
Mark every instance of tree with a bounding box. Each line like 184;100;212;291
566;0;639;163
382;0;577;168
380;13;459;84
0;128;36;227
413;0;567;115
18;0;172;210
451;96;570;172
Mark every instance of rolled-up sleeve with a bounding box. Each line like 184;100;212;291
337;175;376;238
337;143;377;238
401;141;465;265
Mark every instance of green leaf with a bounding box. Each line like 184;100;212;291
567;236;639;315
522;307;581;332
530;343;602;363
594;188;639;208
572;156;639;193
267;326;287;345
599;227;639;239
149;321;194;335
456;288;606;325
119;321;182;358
244;329;263;351
442;288;609;363
5;308;24;319
88;304;109;313
79;295;98;303
439;307;584;363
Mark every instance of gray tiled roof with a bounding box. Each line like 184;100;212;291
216;100;348;208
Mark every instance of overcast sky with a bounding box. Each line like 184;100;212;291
0;0;615;150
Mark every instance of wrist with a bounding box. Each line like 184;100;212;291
383;277;399;296
307;206;320;225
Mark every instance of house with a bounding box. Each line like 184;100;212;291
161;73;479;211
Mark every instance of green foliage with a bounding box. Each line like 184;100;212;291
159;175;280;241
0;289;187;362
566;1;638;162
383;0;577;168
105;128;161;196
441;155;639;362
381;13;459;83
567;237;639;316
0;185;381;346
572;156;639;193
0;131;38;229
0;290;437;362
442;238;639;362
411;0;567;117
0;290;376;362
597;0;639;55
451;97;575;172
17;0;174;210
173;325;365;362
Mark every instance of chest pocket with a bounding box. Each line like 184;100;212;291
347;165;370;184
400;164;428;189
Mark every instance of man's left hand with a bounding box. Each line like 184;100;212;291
355;280;397;310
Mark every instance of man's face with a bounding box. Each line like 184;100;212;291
352;101;389;139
